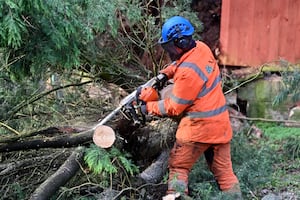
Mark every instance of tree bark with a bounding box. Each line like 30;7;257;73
29;147;84;200
1;118;176;199
0;126;85;144
139;150;169;183
0;129;93;152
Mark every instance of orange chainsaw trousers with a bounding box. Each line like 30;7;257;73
167;140;239;195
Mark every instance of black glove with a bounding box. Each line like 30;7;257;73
135;87;147;116
140;104;147;115
153;73;168;90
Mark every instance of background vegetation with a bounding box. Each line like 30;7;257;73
0;0;299;199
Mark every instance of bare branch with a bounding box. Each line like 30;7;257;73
29;147;84;200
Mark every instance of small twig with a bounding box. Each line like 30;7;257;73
230;114;300;126
117;11;143;48
3;54;26;70
56;182;103;200
112;182;165;200
224;65;264;95
248;189;259;200
21;15;37;29
112;187;139;200
25;167;39;183
0;122;20;135
45;150;66;172
7;80;93;120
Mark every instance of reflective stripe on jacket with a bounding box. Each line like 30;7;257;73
146;41;232;143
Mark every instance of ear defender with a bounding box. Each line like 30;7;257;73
173;26;190;49
174;37;190;49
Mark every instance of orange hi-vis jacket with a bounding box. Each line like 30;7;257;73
146;41;232;144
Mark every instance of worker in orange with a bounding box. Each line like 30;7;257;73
138;16;242;199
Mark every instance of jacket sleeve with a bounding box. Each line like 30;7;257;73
159;63;177;79
147;68;204;116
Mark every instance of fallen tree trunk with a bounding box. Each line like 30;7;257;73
0;126;86;144
29;146;84;200
139;149;169;183
1;117;177;199
0;129;93;152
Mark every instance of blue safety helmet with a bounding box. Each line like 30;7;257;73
158;16;195;44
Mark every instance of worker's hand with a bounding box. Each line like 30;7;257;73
133;101;147;125
137;86;159;102
122;101;147;126
153;73;168;90
138;104;147;115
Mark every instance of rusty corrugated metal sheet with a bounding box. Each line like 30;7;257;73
219;0;300;67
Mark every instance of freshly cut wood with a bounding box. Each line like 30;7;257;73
93;125;116;148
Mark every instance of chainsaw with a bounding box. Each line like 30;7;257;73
92;74;168;148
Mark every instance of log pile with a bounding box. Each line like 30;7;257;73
0;116;177;199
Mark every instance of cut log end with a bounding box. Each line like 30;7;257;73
93;125;116;148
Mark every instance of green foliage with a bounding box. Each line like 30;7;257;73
1;0;204;80
159;0;203;40
247;122;300;197
0;0;122;78
256;122;300;159
273;60;300;105
10;182;26;200
282;136;300;160
256;122;300;140
84;144;139;177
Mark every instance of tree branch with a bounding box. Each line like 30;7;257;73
230;114;300;126
7;80;93;120
29;147;84;200
0;152;62;176
0;126;86;144
0;129;93;152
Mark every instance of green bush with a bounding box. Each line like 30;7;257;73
256;122;300;140
273;61;300;105
282;136;300;160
